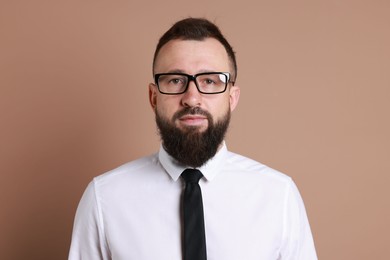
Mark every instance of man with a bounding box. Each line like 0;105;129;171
69;18;317;260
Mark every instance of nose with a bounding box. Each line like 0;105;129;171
181;80;202;107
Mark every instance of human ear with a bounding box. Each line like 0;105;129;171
149;83;158;110
229;85;240;112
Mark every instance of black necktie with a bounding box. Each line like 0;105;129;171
181;169;207;260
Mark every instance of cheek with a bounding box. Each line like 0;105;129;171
209;96;230;114
155;97;179;118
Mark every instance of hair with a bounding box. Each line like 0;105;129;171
152;18;237;82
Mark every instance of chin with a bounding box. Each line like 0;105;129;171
179;124;208;134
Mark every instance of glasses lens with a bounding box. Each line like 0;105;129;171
158;74;188;94
196;73;228;93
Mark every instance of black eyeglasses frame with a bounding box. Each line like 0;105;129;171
154;72;234;95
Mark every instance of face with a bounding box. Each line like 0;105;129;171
149;38;240;133
149;38;240;167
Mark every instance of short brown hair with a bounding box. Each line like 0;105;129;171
153;18;237;82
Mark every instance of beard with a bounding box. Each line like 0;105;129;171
155;106;231;168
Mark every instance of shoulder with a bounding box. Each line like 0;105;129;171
224;150;292;184
93;153;161;186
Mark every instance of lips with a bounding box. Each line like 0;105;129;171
173;107;211;128
179;114;207;126
180;114;207;120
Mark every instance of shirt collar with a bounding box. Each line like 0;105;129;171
158;142;228;182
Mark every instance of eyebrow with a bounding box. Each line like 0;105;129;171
165;69;186;74
163;69;221;74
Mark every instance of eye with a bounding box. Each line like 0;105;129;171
204;78;216;85
168;76;186;85
198;76;218;85
169;78;184;84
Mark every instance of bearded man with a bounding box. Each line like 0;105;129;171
69;18;317;260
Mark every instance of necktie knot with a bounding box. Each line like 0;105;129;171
181;169;203;184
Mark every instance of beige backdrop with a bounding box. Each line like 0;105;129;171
1;0;389;259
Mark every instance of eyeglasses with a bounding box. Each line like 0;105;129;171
154;72;233;95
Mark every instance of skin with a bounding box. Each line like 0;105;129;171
149;38;240;135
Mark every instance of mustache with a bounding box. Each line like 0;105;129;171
172;107;212;121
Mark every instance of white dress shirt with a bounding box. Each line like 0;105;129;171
69;143;317;260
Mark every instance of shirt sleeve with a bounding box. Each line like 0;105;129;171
68;180;111;260
279;179;318;260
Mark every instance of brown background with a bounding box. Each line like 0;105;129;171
1;0;389;259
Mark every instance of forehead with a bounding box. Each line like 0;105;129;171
154;38;231;74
